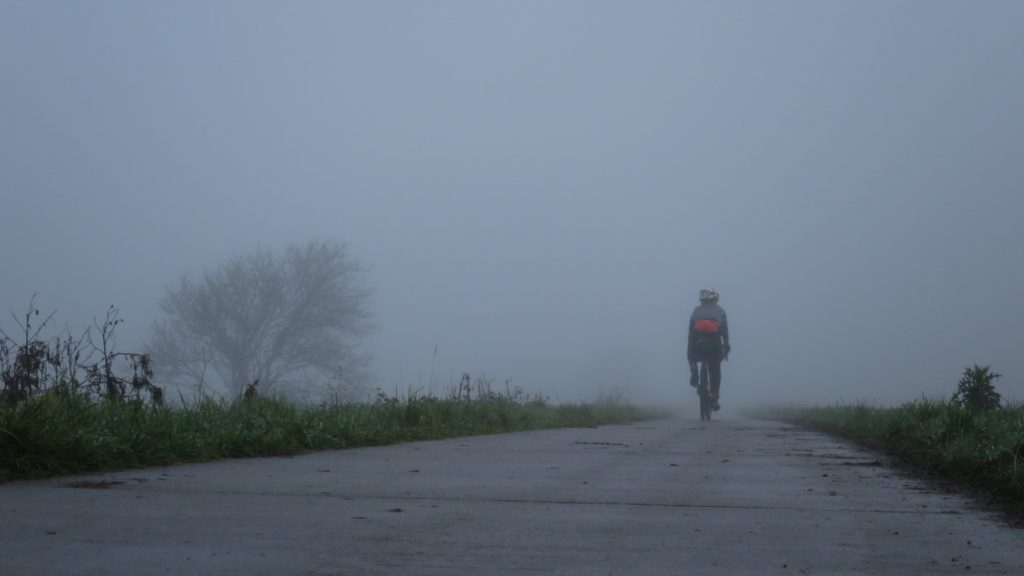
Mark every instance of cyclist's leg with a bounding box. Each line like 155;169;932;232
708;357;722;399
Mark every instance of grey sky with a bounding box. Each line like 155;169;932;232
2;1;1022;406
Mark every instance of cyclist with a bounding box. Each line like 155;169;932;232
688;288;730;411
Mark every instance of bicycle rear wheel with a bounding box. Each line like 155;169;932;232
698;362;712;421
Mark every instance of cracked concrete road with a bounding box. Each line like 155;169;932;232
1;417;1022;575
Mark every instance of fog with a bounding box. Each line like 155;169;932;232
2;2;1022;408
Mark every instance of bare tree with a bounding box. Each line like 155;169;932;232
148;240;372;399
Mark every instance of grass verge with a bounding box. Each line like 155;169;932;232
0;392;665;482
746;401;1024;520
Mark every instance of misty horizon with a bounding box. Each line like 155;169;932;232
3;2;1021;408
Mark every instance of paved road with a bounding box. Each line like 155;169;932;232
1;417;1021;575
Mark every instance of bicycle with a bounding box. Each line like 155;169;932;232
692;350;727;421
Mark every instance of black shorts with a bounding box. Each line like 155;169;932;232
690;339;723;363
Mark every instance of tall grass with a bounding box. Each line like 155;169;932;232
0;390;663;482
748;401;1024;512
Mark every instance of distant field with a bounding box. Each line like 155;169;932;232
0;391;667;482
746;402;1024;521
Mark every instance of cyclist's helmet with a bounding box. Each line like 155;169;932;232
699;288;719;303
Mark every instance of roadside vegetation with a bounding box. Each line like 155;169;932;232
0;379;663;482
747;365;1024;517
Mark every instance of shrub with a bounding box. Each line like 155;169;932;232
0;299;160;407
951;365;1002;411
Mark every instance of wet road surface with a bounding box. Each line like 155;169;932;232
1;417;1021;575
